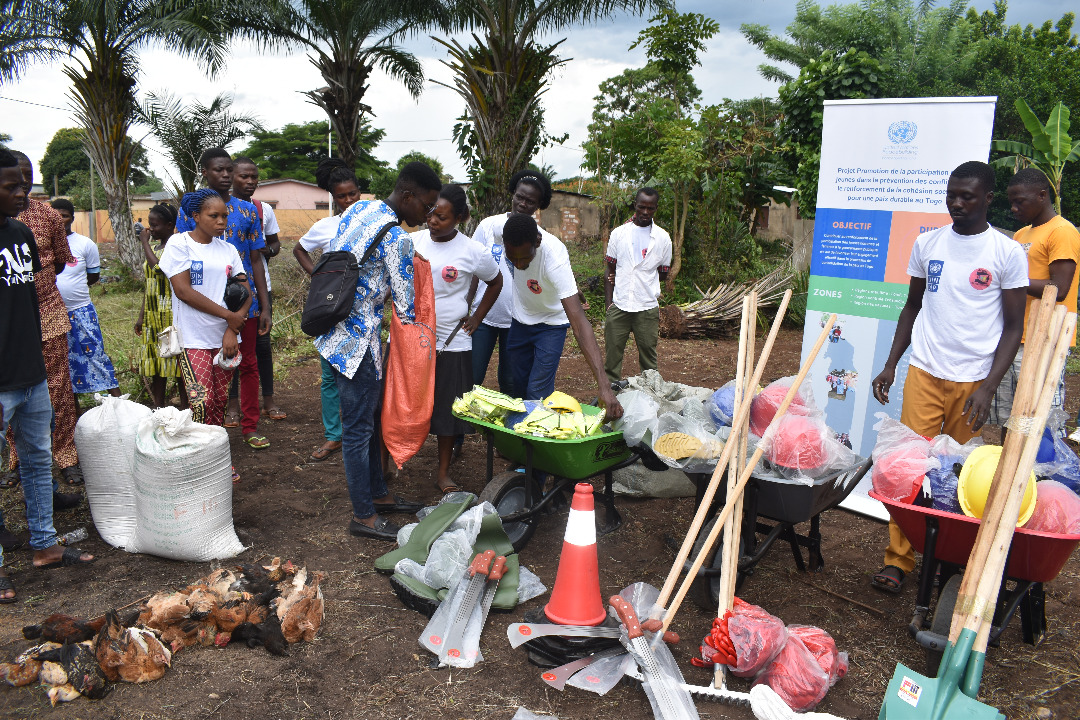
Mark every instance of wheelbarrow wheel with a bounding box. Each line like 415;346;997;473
926;574;962;675
688;515;746;610
479;470;539;551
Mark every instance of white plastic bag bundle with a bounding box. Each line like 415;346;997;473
613;390;660;447
73;395;151;548
127;407;245;561
870;414;938;502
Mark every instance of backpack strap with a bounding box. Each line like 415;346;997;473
358;221;399;267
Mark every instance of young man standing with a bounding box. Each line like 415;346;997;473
50;198;121;399
175;148;271;450
316;162;438;541
0;150;95;604
604;187;671;382
228;157;286;423
987;168;1080;431
870;161;1028;593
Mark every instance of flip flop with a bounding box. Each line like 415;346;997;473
60;466;84;485
34;547;95;569
435;480;462;495
223;411;241;429
0;470;20;489
243;434;270;450
0;575;15;604
309;442;341;462
262;407;287;421
871;565;905;593
232;466;241;484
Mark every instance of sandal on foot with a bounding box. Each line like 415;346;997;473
35;547;95;569
871;565;906;593
223;411;241;429
0;575;15;604
232;466;241;484
60;466;84;486
309;442;341;462
262;407;287;421
0;469;20;489
434;480;462;495
243;434;270;450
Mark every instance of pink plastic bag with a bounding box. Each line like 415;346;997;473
1025;480;1080;534
787;625;846;686
753;634;831;712
728;597;787;678
871;414;937;502
749;377;815;438
382;257;436;468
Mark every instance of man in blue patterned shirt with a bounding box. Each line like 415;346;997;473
318;161;441;541
176;148;271;451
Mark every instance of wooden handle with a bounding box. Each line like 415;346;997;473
657;289;792;609
661;313;836;632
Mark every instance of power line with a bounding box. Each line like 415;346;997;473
0;95;68;112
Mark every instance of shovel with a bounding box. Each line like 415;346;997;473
879;294;1074;720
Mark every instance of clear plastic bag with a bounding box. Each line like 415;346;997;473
787;625;845;687
567;582;660;695
870;414;937;502
613;390;660;447
753;634;831;712
728;597;788;678
516;566;547;604
417;561;486;668
926;435;982;514
512;709;559;720
1025;480;1080;534
749;377;816;438
651;412;730;473
707;381;738;427
760;413;858;484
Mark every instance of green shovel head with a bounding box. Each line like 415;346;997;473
878;629;1003;720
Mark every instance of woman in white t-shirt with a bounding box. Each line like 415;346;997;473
159;189;250;434
293;159;362;462
412;185;503;493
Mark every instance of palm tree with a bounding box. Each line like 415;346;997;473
138;91;263;198
283;1;443;170
0;0;293;271
435;0;667;219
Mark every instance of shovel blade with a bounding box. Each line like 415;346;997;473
879;664;1003;720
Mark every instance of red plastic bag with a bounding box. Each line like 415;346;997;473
727;597;787;678
382;256;436;468
871;414;936;502
787;625;846;686
753;633;831;712
1026;480;1080;534
749;378;814;438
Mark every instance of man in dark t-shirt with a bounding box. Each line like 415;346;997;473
0;150;95;603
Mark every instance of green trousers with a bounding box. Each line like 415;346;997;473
604;305;660;383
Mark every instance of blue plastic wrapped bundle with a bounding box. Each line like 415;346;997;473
1050;440;1080;495
708;381;737;428
927;453;964;514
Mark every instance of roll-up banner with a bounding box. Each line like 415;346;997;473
801;97;997;519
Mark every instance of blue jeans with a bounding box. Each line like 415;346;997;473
0;379;57;566
508;320;569;400
320;357;342;442
471;322;517;397
334;351;386;520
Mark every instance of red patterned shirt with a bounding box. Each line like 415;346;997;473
18;199;73;340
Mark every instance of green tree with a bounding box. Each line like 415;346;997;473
0;132;10;148
368;151;448;198
239;119;387;187
435;0;665;220
281;0;439;170
0;0;294;272
993;100;1080;214
138;91;263;197
629;8;718;107
40;127;151;196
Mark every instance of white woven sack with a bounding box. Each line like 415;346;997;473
74;395;151;548
127;407;245;561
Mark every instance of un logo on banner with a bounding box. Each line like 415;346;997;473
888;121;918;144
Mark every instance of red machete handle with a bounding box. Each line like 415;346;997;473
488;556;507;581
469;550;496;577
609;596;643;641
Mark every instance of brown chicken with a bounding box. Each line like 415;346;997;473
184;586;222;620
199;567;238;597
279;572;324;644
138;591;190;631
22;613;107;644
0;642;58;687
47;684;81;706
95;610;172;683
159;618;217;653
31;640;109;699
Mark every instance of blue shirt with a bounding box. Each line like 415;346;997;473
315;200;415;379
176;195;266;317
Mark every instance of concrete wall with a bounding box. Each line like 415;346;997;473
756;196;815;271
253;181;330;210
537;190;600;243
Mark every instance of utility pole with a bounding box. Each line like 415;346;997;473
327;125;333;217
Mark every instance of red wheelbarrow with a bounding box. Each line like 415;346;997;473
870;490;1080;674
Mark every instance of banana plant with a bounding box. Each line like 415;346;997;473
993;99;1080;215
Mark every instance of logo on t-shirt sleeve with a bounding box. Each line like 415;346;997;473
190;261;204;286
442;266;459;282
969;268;992;290
527;278;542;294
927;260;944;292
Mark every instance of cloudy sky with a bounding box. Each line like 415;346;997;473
1;0;1072;187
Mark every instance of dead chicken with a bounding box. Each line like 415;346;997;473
138;591;190;631
22;613;107;644
47;684;81;706
279;572;325;644
95;610;172;683
31;640;109;699
0;642;59;687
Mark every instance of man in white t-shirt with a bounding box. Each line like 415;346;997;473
230;157;286;422
503;213;622;420
604;187;671;382
870;160;1028;593
50;198;120;398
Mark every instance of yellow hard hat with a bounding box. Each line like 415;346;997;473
543;391;582;414
957;445;1038;526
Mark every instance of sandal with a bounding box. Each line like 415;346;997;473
34;547;95;569
0;469;19;489
309;441;341;462
232;466;241;484
434;480;462;495
0;574;15;604
60;466;84;486
223;410;241;429
871;565;906;593
243;433;270;450
262;407;287;421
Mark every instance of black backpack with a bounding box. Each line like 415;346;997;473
301;221;397;337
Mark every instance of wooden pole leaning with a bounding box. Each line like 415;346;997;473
661;313;837;633
656;289;792;610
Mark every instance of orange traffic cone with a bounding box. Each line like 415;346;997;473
544;483;606;626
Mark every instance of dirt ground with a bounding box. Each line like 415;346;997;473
1;328;1077;720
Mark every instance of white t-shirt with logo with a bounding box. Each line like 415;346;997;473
412;229;500;352
907;224;1028;382
158;232;246;350
607;220;672;312
472;213;563;328
56;232;99;311
510;233;578;326
299;214;342;254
